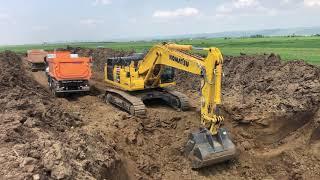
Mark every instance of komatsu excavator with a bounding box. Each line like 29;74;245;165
104;42;236;168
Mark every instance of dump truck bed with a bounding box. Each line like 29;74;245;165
47;53;92;81
27;50;47;63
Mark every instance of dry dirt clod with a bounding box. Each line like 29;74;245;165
241;141;253;151
20;157;37;167
32;174;40;180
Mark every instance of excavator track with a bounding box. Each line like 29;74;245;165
162;88;190;111
105;88;146;116
105;88;189;116
138;88;190;111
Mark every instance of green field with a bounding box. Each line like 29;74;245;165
1;36;319;65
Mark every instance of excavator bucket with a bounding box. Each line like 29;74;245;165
185;128;236;169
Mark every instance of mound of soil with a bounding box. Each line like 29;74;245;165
175;54;320;142
222;54;320;142
0;51;123;180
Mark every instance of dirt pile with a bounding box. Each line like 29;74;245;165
111;110;198;179
175;54;320;140
0;51;123;180
222;54;320;142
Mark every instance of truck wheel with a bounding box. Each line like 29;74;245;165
81;91;89;96
51;88;56;96
54;91;62;98
51;87;60;98
48;77;52;87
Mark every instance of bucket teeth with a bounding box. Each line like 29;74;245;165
185;128;236;169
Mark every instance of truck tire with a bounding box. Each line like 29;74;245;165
52;89;62;98
50;79;61;98
48;76;52;87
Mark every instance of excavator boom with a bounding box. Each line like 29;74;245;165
104;42;236;168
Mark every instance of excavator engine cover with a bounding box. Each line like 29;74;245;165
185;128;236;169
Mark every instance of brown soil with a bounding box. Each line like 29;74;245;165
1;48;319;180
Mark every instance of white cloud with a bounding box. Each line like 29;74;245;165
216;0;277;17
304;0;320;7
216;5;233;14
92;0;111;6
0;14;11;23
80;18;104;27
128;18;137;23
0;13;16;25
282;0;291;3
0;13;9;19
153;7;199;18
234;0;259;8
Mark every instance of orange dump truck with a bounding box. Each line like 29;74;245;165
46;51;92;96
27;49;48;71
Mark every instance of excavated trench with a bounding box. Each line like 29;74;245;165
1;49;320;179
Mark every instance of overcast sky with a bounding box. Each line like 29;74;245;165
0;0;320;45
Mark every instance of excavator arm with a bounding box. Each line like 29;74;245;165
137;43;224;135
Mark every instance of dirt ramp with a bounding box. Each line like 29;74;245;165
0;51;124;180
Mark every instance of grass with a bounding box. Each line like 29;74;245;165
0;36;319;65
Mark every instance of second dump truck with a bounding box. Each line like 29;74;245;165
46;51;92;96
27;49;48;71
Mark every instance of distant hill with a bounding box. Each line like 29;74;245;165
148;27;320;40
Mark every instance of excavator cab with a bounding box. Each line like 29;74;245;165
160;67;175;83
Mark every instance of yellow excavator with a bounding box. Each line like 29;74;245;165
104;42;236;168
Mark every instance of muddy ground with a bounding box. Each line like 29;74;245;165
0;49;319;180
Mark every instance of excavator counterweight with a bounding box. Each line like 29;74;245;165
103;42;236;168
